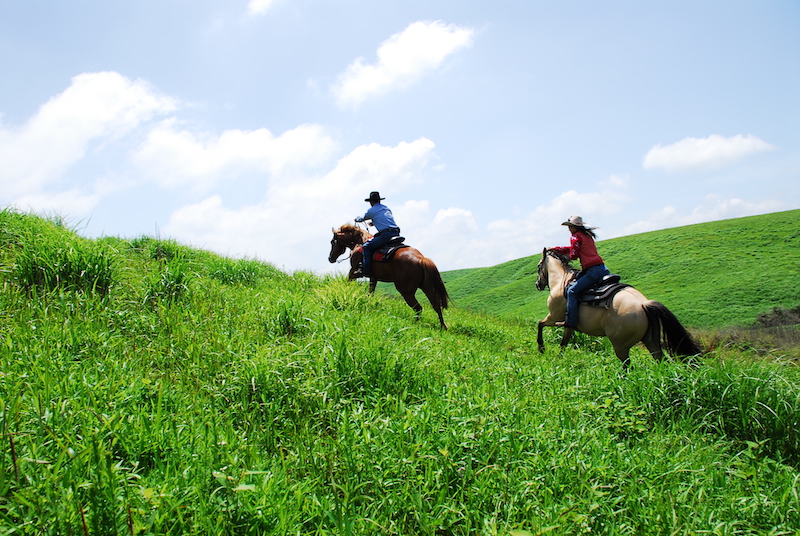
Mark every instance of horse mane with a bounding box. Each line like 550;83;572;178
548;249;579;275
336;223;370;240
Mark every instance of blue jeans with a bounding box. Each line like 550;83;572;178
565;264;610;327
361;228;400;275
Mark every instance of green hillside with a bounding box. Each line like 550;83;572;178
442;209;800;328
2;208;800;534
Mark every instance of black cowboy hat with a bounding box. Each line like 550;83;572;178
365;191;385;203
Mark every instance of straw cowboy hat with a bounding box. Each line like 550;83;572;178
561;215;597;229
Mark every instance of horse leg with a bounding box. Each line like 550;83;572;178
538;312;562;353
421;286;447;329
559;326;575;347
537;321;546;353
642;335;664;362
368;280;377;294
400;291;424;321
611;342;632;373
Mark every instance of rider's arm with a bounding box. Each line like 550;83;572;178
552;234;581;260
357;205;378;223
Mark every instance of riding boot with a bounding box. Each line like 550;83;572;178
351;262;365;278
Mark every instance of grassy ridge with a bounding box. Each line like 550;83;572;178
442;209;800;328
1;209;800;535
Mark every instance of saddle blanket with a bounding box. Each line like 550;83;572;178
373;240;409;262
357;236;408;262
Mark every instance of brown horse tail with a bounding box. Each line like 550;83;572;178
643;301;703;359
421;256;450;309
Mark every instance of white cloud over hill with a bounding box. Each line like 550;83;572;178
643;134;774;172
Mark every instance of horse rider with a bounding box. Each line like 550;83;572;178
354;191;401;278
551;215;610;330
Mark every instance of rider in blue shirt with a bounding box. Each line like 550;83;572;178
355;191;401;278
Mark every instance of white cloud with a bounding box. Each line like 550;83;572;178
308;138;435;201
246;0;277;16
414;207;479;269
366;180;632;272
0;72;177;198
643;134;775;172
623;195;786;235
435;180;632;269
433;207;478;233
131;121;338;190
393;199;431;224
331;20;475;108
11;189;101;219
163;137;437;272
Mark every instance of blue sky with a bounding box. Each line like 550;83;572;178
1;1;798;274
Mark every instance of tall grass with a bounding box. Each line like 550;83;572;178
2;208;115;295
2;210;800;535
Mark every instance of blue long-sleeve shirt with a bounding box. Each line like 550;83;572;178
357;203;399;232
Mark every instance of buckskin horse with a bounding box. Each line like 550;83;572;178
535;248;702;371
329;224;451;329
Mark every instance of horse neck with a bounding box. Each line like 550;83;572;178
547;257;572;297
343;229;368;249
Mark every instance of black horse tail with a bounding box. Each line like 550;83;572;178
420;256;450;309
643;301;703;359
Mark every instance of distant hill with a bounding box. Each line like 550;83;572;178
441;209;800;328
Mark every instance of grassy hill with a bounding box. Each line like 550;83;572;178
1;208;799;535
442;209;800;328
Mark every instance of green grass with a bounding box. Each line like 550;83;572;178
442;209;800;328
1;207;800;535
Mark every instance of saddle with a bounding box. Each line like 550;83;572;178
570;274;630;308
366;236;409;262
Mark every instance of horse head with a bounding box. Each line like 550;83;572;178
328;228;347;263
535;248;549;291
328;224;369;263
536;248;575;291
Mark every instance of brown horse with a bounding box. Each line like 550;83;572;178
535;248;701;371
328;224;451;329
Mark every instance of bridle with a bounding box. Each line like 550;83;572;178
330;226;369;263
329;234;350;264
535;252;550;291
535;249;577;294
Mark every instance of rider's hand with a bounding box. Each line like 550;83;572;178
355;217;364;222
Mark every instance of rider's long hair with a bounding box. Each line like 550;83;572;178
577;226;598;240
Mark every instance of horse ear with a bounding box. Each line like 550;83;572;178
542;247;548;255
